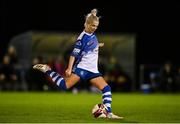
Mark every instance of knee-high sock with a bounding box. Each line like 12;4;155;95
45;70;67;90
102;85;112;113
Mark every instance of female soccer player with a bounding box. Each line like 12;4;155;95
33;8;123;119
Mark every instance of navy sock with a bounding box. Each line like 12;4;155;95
46;70;67;90
102;85;112;113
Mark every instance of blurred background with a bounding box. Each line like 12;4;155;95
0;0;180;93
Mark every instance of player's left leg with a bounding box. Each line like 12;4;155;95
33;64;80;90
90;76;123;119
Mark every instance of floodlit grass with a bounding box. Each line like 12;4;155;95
0;92;180;123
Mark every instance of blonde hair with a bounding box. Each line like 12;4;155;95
85;8;100;24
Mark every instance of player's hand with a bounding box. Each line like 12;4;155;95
65;68;72;77
99;43;104;47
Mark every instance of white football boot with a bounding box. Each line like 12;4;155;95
33;64;51;73
107;113;124;119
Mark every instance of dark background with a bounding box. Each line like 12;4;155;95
1;0;180;65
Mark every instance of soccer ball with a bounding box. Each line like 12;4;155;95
92;103;108;118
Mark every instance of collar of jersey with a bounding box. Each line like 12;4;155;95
83;31;93;36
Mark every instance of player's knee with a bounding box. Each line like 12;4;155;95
65;80;76;90
65;84;71;90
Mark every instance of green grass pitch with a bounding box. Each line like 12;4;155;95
0;92;180;123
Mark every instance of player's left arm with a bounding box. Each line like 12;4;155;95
99;43;104;47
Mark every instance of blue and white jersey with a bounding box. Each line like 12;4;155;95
71;31;99;73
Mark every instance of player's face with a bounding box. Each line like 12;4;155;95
85;20;99;34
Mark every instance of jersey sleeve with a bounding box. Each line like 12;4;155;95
70;40;84;58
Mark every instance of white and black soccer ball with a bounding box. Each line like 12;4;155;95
92;103;108;118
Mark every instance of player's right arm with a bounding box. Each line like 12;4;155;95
65;56;75;77
65;39;84;76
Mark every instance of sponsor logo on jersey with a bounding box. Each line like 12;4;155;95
87;40;94;46
73;48;80;54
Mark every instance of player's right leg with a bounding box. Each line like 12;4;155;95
33;64;80;90
90;76;124;119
